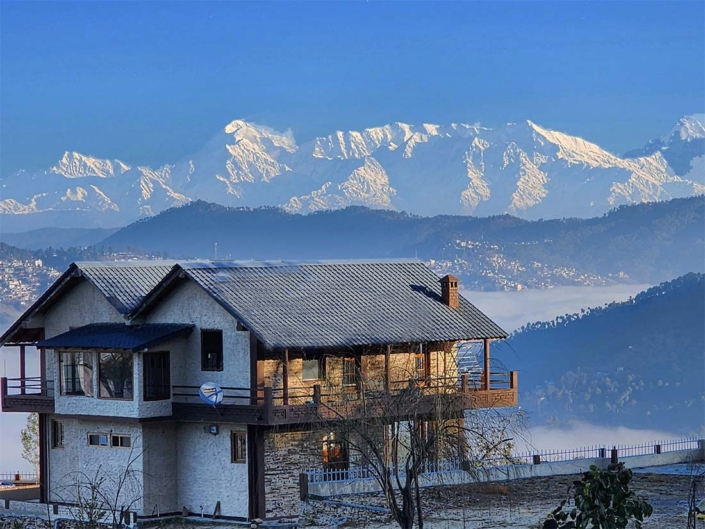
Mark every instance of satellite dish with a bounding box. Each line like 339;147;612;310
199;382;223;406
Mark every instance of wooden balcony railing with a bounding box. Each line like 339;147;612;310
1;377;55;413
172;371;518;425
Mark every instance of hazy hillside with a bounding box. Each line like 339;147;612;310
99;196;705;289
508;273;705;433
0;227;119;250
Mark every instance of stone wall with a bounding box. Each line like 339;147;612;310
263;430;322;518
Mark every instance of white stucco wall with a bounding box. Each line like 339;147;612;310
175;422;249;518
144;280;251;392
43;279;125;338
142;422;178;515
48;417;145;514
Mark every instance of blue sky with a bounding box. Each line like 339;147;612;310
1;1;703;176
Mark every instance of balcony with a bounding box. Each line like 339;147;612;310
1;377;55;413
171;371;517;426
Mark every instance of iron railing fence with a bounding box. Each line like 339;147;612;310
0;472;39;483
305;437;702;483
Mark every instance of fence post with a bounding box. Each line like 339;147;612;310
532;454;541;465
654;444;661;455
299;472;309;501
610;447;618;465
599;447;606;459
263;387;274;424
698;439;705;460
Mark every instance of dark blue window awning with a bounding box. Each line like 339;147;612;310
37;323;194;352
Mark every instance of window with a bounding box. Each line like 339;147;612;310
231;432;246;463
201;330;223;371
51;420;64;449
302;359;322;381
144;352;170;401
88;433;109;447
342;357;357;387
60;351;94;396
111;434;131;448
414;354;427;383
322;435;348;469
98;352;134;400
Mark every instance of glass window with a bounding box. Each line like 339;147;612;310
111;434;131;448
88;433;109;447
302;359;321;381
343;357;357;387
231;432;246;463
51;420;64;449
60;351;94;396
98;352;134;400
144;352;170;401
201;330;223;371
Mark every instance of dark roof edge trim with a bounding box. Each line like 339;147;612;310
129;324;195;351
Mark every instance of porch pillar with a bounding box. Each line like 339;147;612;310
19;345;26;395
384;345;391;391
282;348;289;405
39;348;47;395
483;339;491;391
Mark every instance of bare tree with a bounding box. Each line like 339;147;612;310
53;444;143;529
687;461;705;529
303;342;525;529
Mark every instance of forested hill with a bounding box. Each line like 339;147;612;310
508;273;705;433
98;196;704;289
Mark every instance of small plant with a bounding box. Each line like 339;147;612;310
542;463;653;529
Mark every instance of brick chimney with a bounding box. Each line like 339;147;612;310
439;274;459;308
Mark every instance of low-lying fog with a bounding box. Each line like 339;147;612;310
0;283;668;473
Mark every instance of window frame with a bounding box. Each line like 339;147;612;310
143;351;171;401
201;329;224;372
51;420;64;449
111;434;132;449
302;358;322;381
59;351;94;397
97;351;134;401
87;433;109;447
413;353;428;385
231;431;246;463
342;357;357;387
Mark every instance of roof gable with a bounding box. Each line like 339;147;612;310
134;260;507;349
0;261;176;345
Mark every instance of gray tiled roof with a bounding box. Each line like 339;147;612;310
176;260;507;349
37;323;193;352
78;261;177;314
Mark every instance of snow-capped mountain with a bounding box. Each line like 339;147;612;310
2;116;703;230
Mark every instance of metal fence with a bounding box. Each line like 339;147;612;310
305;437;702;483
512;437;701;463
0;472;39;483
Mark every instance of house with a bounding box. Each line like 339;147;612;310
0;259;517;522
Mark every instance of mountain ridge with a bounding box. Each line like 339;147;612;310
1;115;703;230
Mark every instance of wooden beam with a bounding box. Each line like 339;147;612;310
384;345;391;391
38;414;48;503
282;348;289;406
483;339;491;391
39;348;47;395
247;425;266;520
19;345;26;395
